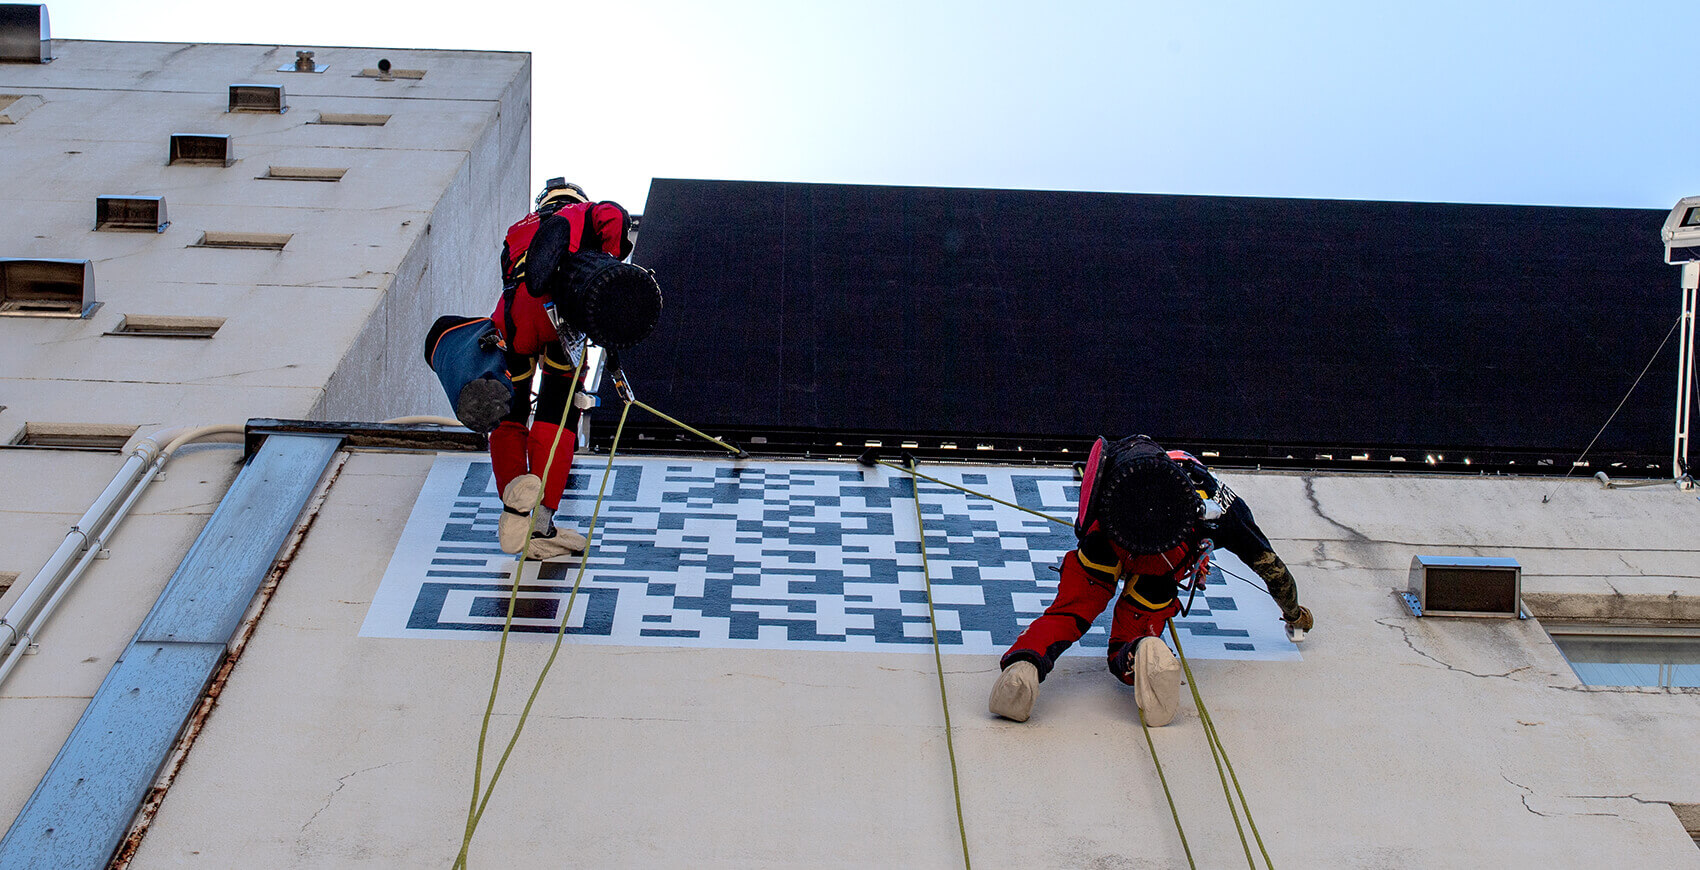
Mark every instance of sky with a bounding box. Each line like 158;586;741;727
43;0;1700;216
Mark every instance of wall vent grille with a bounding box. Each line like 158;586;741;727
96;196;169;232
0;258;95;317
169;134;234;166
228;83;286;113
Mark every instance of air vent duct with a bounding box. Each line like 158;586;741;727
0;4;50;64
228;83;285;113
169;133;233;166
1405;555;1522;618
0;258;95;317
96;196;168;232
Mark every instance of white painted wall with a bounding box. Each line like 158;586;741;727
0;39;528;836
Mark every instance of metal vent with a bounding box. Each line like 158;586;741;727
227;83;286;113
1405;556;1522;618
313;112;389;126
195;231;290;251
107;314;223;338
0;93;41;124
0;3;50;64
10;422;136;452
95;196;169;232
0;258;95;317
169;133;234;166
278;50;325;73
262;166;345;182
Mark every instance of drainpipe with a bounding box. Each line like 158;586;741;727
0;425;245;691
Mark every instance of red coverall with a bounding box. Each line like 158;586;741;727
487;200;630;513
1000;525;1199;685
1000;451;1304;683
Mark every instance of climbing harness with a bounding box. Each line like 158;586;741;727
904;455;974;870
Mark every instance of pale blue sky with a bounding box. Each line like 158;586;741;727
46;0;1700;215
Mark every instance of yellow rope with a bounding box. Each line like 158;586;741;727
628;398;749;456
875;459;1069;527
454;349;595;867
1137;705;1196;868
465;402;634;843
904;457;972;870
455;353;587;868
1169;619;1275;869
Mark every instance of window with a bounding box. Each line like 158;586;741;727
313;112;389;126
169;134;234;167
194;232;290;251
95;196;169;232
0;572;16;601
107;314;223;338
262;166;346;182
9;423;137;452
0;258;95;317
1548;624;1700;688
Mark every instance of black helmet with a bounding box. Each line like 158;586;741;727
1093;435;1202;555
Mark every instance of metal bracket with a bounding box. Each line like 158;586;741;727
1400;592;1424;618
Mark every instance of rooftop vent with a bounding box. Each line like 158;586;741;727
10;422;136;452
168;133;234;166
1404;555;1523;619
0;258;95;317
0;3;50;64
228;83;286;114
278;50;325;73
95;196;169;232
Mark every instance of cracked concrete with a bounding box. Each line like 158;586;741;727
1375;616;1533;679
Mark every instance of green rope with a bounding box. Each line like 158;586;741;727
455;353;587;868
874;459;1070;527
454;400;633;867
1169;620;1274;869
904;457;972;870
1137;706;1196;868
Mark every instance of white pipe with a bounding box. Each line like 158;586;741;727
0;425;244;691
381;416;466;427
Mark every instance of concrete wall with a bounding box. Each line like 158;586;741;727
0;38;528;846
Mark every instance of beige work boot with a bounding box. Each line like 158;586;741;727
988;660;1040;722
1133;637;1182;727
524;525;587;560
498;474;544;554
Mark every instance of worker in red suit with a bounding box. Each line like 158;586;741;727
487;179;633;559
989;435;1313;725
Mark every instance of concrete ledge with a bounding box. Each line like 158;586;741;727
1523;591;1700;622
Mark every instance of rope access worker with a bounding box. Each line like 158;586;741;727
485;179;636;559
989;435;1314;726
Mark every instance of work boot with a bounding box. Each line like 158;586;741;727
1284;605;1314;643
1133;637;1182;727
523;525;587;560
988;660;1040;722
498;474;544;554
